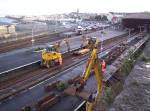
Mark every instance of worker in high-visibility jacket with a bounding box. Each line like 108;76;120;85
59;57;63;65
102;59;106;93
102;60;106;74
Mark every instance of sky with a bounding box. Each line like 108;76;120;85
0;0;149;15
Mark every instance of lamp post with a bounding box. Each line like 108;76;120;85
144;24;147;33
126;28;134;38
100;30;104;52
126;28;131;38
139;26;142;33
101;40;103;52
31;25;35;49
138;25;144;33
46;20;50;34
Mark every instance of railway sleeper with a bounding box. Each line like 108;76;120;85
44;80;60;92
35;93;60;111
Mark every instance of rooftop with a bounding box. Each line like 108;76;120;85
123;13;150;19
0;17;16;26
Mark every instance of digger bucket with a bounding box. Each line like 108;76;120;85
64;85;92;101
64;86;77;96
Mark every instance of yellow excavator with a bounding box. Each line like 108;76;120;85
73;36;97;55
65;39;103;111
41;37;71;68
41;44;62;68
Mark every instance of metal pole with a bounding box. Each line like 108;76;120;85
139;26;142;33
31;26;35;49
101;41;103;52
101;33;103;52
144;24;147;33
140;26;141;33
128;28;133;38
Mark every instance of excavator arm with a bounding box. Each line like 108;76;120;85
65;38;103;111
82;48;102;96
82;49;97;81
81;48;103;111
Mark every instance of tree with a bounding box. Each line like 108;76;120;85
101;15;108;21
95;15;102;21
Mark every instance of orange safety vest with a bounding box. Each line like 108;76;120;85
102;60;106;73
59;58;63;65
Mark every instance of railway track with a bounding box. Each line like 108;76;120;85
0;33;145;111
73;35;148;111
18;34;144;111
0;28;101;53
0;34;131;102
0;32;66;53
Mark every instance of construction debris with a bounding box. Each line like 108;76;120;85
45;80;60;92
35;92;60;111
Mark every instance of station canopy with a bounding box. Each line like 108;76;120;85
122;13;150;29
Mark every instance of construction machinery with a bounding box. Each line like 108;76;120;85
87;37;97;50
65;39;103;111
41;37;71;68
81;36;97;49
64;37;70;52
73;36;97;55
41;44;62;68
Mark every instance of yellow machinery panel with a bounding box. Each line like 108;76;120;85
41;47;62;68
42;51;61;61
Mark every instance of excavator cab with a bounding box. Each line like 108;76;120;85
73;37;97;55
88;37;97;44
87;37;97;50
41;45;62;68
45;45;56;52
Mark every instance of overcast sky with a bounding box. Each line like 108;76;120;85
0;0;149;15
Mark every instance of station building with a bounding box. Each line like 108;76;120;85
122;13;150;32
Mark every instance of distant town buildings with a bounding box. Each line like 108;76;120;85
0;17;16;38
0;24;16;38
